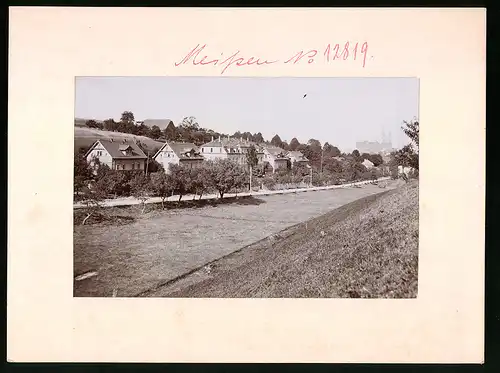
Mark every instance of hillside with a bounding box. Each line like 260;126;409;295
75;118;103;127
74;126;164;154
154;181;418;298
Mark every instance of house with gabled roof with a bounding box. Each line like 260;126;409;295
85;138;147;172
153;141;205;173
199;136;264;167
286;150;309;168
261;144;289;173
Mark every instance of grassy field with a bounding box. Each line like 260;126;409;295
148;180;419;298
74;183;402;297
74;126;164;153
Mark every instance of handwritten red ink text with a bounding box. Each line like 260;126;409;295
324;42;369;67
175;44;279;75
174;42;370;72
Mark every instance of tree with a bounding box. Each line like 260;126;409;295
323;158;344;174
241;132;253;142
85;119;99;129
150;172;174;209
393;144;419;171
190;165;211;200
402;119;419;149
149;125;162;139
368;154;384;167
253;132;265;143
80;181;108;225
289;138;300;150
323;144;341;157
308;139;322;149
180;116;200;130
129;173;151;213
147;158;164;174
164;121;177;140
245;145;259;169
399;118;419;170
120;111;135;124
270;134;283;148
352;149;361;158
74;152;93;197
136;124;151;137
107;171;130;197
206;159;245;199
344;160;367;181
169;164;190;202
103;118;117;132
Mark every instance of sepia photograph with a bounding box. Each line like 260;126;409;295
73;76;420;298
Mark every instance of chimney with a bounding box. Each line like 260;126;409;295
218;135;221;141
211;136;214;141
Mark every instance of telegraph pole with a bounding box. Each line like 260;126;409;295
145;151;149;175
249;165;252;194
320;148;324;175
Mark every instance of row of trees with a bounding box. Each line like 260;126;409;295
76;158;255;223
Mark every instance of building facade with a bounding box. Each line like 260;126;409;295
261;145;289;173
153;141;205;173
199;136;264;167
286;151;309;168
85;139;147;172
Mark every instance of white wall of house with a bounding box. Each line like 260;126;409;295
200;145;228;161
179;159;205;169
114;159;145;171
154;144;180;172
262;149;289;172
86;142;113;168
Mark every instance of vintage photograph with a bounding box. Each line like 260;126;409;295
73;76;419;298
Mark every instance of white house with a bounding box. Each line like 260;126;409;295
286;150;309;168
199;136;264;167
261;145;289;173
153;142;205;173
85;139;147;172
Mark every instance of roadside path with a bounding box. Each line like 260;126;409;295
74;177;391;209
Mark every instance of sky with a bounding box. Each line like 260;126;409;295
75;76;419;151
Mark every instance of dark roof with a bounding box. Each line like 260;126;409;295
87;139;147;159
142;119;174;130
154;142;204;160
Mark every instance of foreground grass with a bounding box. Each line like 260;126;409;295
74;183;400;297
162;181;418;298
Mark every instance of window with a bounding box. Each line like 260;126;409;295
210;148;213;153
202;148;204;153
132;163;135;170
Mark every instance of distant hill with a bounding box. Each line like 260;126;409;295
75;118;104;127
74;127;164;154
